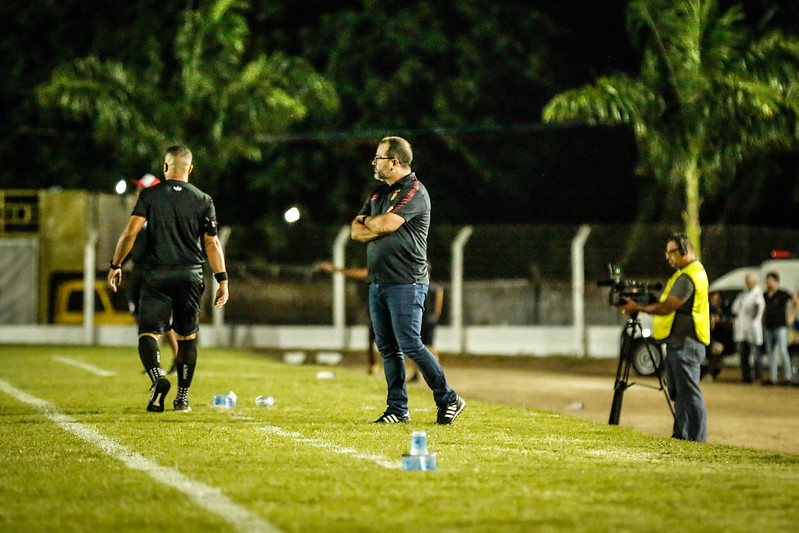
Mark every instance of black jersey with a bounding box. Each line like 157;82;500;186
131;180;218;268
357;172;430;284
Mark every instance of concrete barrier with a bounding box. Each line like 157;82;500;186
0;324;622;358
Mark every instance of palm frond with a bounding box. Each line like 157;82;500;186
542;76;661;126
36;57;166;154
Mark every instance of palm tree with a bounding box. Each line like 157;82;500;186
36;0;338;186
543;0;799;255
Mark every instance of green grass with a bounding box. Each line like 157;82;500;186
1;345;797;533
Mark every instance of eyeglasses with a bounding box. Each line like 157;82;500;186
372;156;394;162
665;248;681;256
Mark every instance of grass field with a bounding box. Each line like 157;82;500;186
1;345;797;533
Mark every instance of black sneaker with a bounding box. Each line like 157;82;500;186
373;412;410;423
147;377;171;412
173;399;191;412
436;395;466;425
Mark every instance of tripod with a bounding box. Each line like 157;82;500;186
609;312;675;425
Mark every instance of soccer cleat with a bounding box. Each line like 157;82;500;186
173;399;191;412
147;376;171;412
373;412;410;423
436;395;466;425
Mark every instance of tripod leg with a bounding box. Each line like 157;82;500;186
650;346;675;420
609;326;635;425
609;372;627;424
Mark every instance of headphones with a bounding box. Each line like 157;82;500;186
670;232;689;255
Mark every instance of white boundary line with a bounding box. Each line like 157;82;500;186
52;356;116;377
0;378;281;533
259;425;402;469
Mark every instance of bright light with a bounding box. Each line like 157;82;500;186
284;207;301;223
115;179;127;195
641;328;652;338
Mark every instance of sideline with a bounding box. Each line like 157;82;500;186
0;378;281;533
52;355;117;377
259;425;402;469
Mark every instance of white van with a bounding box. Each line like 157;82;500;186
707;257;799;385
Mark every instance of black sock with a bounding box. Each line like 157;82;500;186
139;336;162;384
176;339;198;390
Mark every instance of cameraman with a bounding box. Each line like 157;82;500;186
618;233;709;442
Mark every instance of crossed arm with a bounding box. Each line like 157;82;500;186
350;212;405;242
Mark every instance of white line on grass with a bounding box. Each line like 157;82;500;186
0;378;282;533
52;356;116;377
260;425;402;469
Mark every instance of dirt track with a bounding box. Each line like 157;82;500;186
429;355;799;456
341;352;799;454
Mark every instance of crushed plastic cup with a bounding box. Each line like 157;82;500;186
282;351;306;365
315;351;343;365
213;391;237;407
255;395;275;407
225;391;237;407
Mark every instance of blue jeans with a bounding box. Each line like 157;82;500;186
369;283;456;414
665;340;707;442
764;327;792;383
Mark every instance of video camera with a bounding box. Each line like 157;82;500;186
597;264;662;306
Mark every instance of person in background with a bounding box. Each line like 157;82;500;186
351;136;465;425
732;273;765;383
316;261;378;374
618;232;709;442
762;272;793;386
709;291;734;349
410;261;443;382
127;174;179;374
108;145;229;413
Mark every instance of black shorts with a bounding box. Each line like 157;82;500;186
126;268;145;317
138;268;204;336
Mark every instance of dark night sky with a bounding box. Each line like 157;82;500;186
2;0;797;228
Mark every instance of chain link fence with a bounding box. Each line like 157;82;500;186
222;223;799;327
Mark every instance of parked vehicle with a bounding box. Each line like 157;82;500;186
706;258;799;384
52;279;134;325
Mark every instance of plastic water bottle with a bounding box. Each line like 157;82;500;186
255;395;274;407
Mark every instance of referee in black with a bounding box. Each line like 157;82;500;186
108;145;229;413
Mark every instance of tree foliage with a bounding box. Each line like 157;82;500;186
35;0;338;190
543;0;799;254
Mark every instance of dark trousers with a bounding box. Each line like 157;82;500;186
737;341;762;383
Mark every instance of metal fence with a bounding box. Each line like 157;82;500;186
220;223;799;327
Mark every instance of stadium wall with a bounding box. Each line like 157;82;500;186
0;324;621;358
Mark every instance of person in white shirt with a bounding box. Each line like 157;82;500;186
731;274;765;383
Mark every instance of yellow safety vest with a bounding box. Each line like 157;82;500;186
652;260;710;345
